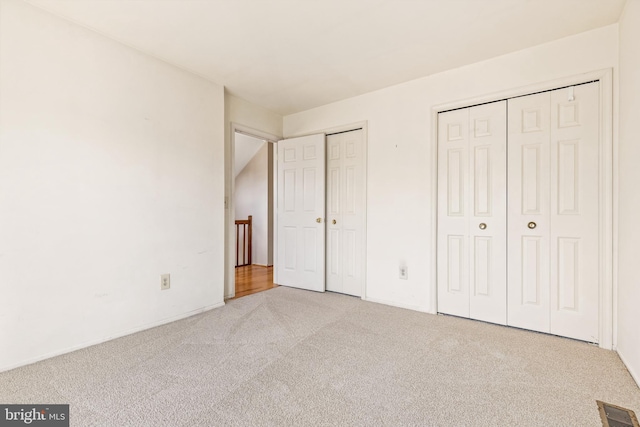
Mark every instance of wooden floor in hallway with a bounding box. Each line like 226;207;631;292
233;265;277;299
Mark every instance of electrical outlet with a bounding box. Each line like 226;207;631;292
399;266;408;280
160;273;170;290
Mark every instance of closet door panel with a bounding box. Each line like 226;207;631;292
276;134;326;292
549;83;600;343
326;129;364;297
326;139;342;292
507;92;551;333
341;131;364;297
468;101;507;325
437;108;470;317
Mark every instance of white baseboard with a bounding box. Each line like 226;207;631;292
617;348;640;389
362;296;433;314
0;301;225;373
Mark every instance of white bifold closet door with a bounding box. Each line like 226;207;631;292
437;101;508;325
276;134;326;292
507;83;600;343
326;129;365;297
437;82;600;343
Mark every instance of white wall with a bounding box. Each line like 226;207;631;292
224;94;282;297
234;133;265;178
617;0;640;387
235;143;269;266
284;25;619;313
0;0;225;371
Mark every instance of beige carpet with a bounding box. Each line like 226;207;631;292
1;286;639;426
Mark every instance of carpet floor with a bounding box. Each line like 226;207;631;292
1;286;639;426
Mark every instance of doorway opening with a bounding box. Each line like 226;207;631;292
227;122;368;300
228;126;279;299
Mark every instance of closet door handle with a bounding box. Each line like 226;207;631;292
316;218;322;223
332;219;337;225
528;221;537;229
479;223;487;230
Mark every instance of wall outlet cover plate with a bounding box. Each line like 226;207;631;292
161;273;170;290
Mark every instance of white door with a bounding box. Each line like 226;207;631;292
437;101;507;324
508;83;600;342
468;102;507;324
276;134;326;292
326;129;365;297
437;107;470;318
507;91;552;333
549;83;600;342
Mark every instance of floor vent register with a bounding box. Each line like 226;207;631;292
597;401;639;427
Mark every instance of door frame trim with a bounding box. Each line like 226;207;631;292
284;121;369;299
430;69;614;349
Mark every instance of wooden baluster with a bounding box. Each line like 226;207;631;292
234;216;253;267
236;221;240;267
248;215;252;266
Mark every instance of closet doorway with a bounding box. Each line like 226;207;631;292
435;75;613;346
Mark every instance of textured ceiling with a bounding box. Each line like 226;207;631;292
26;0;627;115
